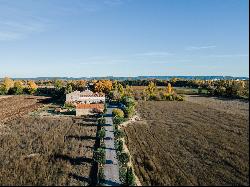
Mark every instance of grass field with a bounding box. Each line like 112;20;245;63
0;96;98;186
123;97;249;185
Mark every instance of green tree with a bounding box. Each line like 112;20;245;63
116;139;123;152
113;116;124;125
65;84;73;94
118;152;129;166
122;105;135;118
117;83;124;96
93;148;106;166
120;164;136;186
114;129;125;139
98;116;106;125
97;128;106;142
54;80;63;90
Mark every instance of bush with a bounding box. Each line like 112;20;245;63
98;167;105;183
64;102;75;109
115;139;124;152
97;128;106;141
119;167;135;186
113;116;125;125
93;148;105;165
121;96;135;108
112;108;124;118
174;94;184;101
98;117;106;125
103;103;107;113
114;129;125;139
122;106;135;118
100;141;106;149
118;152;129;166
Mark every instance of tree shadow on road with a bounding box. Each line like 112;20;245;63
106;159;113;164
102;179;120;186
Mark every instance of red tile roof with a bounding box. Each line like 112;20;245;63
76;103;104;110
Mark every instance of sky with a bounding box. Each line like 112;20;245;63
0;0;249;78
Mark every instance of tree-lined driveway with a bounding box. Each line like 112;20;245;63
103;105;120;186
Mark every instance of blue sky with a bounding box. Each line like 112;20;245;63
0;0;249;78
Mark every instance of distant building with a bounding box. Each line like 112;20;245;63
65;90;105;116
66;90;105;104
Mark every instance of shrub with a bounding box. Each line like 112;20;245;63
98;167;105;183
64;102;75;109
93;148;105;166
114;129;125;139
112;108;124;118
97;128;106;141
118;152;129;166
175;95;184;101
0;85;7;95
121;96;135;108
113;116;124;125
103;103;107;113
98;117;106;125
122;106;135;118
100;141;106;149
115;139;124;152
119;167;135;186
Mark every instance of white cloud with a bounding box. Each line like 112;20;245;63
0;32;23;41
104;0;123;6
0;19;46;41
134;52;174;57
206;54;249;58
186;45;216;50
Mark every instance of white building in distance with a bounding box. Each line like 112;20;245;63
66;90;105;104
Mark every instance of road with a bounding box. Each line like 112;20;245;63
103;106;121;186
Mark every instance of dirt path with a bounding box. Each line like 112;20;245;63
103;106;121;186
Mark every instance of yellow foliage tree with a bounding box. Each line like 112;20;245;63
94;80;113;93
3;77;14;90
27;81;38;94
144;81;156;96
166;83;173;94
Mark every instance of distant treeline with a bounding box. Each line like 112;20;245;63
0;76;248;81
1;77;249;100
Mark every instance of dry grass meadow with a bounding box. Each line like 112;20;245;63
124;96;249;186
0;96;98;186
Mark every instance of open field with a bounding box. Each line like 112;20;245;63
0;96;98;185
123;97;249;185
0;95;50;124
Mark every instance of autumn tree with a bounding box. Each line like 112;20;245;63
112;108;124;118
10;81;24;95
75;80;87;91
166;83;173;94
144;81;157;99
0;77;14;94
124;85;133;97
94;80;113;93
27;81;38;95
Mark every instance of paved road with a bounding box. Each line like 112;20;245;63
103;106;121;186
